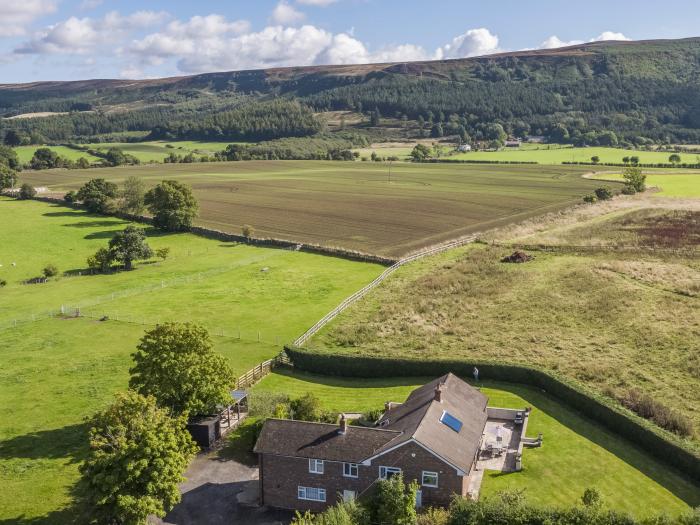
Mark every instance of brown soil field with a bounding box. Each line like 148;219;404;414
21;161;606;257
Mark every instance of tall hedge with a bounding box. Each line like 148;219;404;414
284;346;700;483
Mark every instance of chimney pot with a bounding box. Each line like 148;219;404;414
339;414;348;435
434;385;442;402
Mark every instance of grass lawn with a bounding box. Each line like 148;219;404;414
14;145;102;165
450;146;698;165
591;171;700;197
20;161;604;257
253;370;699;517
0;197;383;523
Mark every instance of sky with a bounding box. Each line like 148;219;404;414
1;0;699;83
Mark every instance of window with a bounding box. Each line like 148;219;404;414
308;459;324;474
298;486;326;502
379;466;401;479
440;410;463;433
342;490;357;502
422;471;438;488
343;462;359;478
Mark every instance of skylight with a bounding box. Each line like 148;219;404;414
440;411;463;433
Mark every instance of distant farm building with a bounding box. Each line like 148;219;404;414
525;135;546;144
457;144;472;152
505;138;522;148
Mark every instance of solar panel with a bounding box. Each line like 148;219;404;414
440;411;463;433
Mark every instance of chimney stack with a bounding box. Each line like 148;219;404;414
434;384;442;403
339;414;348;435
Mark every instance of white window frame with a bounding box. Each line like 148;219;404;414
379;466;402;479
308;459;324;474
421;471;439;488
343;462;359;478
298;486;327;502
342;489;357;502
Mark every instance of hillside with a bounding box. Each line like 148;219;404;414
1;38;700;144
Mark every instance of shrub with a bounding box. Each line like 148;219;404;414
242;224;254;239
417;507;449;525
621;185;637;195
583;194;597;203
18;183;36;200
42;264;59;278
367;473;418;525
87;247;114;273
622;166;646;193
248;391;291;418
594;187;613;200
0;279;6;287
156;247;171;261
63;190;77;203
290;393;323;422
76;178;119;214
618;389;695;438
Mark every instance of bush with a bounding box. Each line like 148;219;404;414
583;194;597;203
618;389;695;438
290;393;324;422
64;190;77;203
242;224;254;239
0;279;6;288
87;247;114;273
594;187;613;200
621;185;637;195
417;507;449;525
76;178;119;214
42;264;59;278
156;247;171;261
18;183;36;200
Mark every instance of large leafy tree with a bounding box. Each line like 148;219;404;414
0;145;20;171
30;147;65;170
0;165;18;190
129;323;234;416
76;178;119;214
144;180;199;232
108;226;153;270
120;176;146;215
80;391;197;525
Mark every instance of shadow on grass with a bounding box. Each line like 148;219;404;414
270;366;431;389
62;220;130;229
0;423;87;463
217;419;261;467
478;380;700;508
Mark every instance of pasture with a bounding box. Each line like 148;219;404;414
591;171;700;197
14;145;102;165
81;140;231;162
311;208;700;434
0;197;383;522
19;161;604;257
450;145;698;165
253;370;699;517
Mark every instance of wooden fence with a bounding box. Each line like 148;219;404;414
236;352;291;389
292;235;477;347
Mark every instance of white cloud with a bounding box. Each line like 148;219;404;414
539;36;584;49
271;1;306;26
297;0;338;5
15;11;169;54
437;28;500;59
0;0;57;37
592;31;630;42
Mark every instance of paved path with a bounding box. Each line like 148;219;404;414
153;452;292;525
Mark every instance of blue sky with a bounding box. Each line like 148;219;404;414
1;0;699;83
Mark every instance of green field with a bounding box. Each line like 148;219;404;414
0;197;383;522
82;140;232;162
14;145;102;165
253;370;699;517
19;161;605;257
450;145;699;165
591;171;700;197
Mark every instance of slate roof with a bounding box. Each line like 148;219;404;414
253;419;400;462
374;373;488;473
254;373;488;473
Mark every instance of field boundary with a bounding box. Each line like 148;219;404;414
489;241;698;256
283;347;700;484
292;235;476;347
27;195;398;266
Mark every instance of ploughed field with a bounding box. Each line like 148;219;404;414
20;161;605;258
0;197;383;523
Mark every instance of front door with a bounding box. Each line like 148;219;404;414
415;490;422;508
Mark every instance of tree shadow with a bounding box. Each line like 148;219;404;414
0;423;87;463
0;479;89;525
62;220;130;229
83;230;120;240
